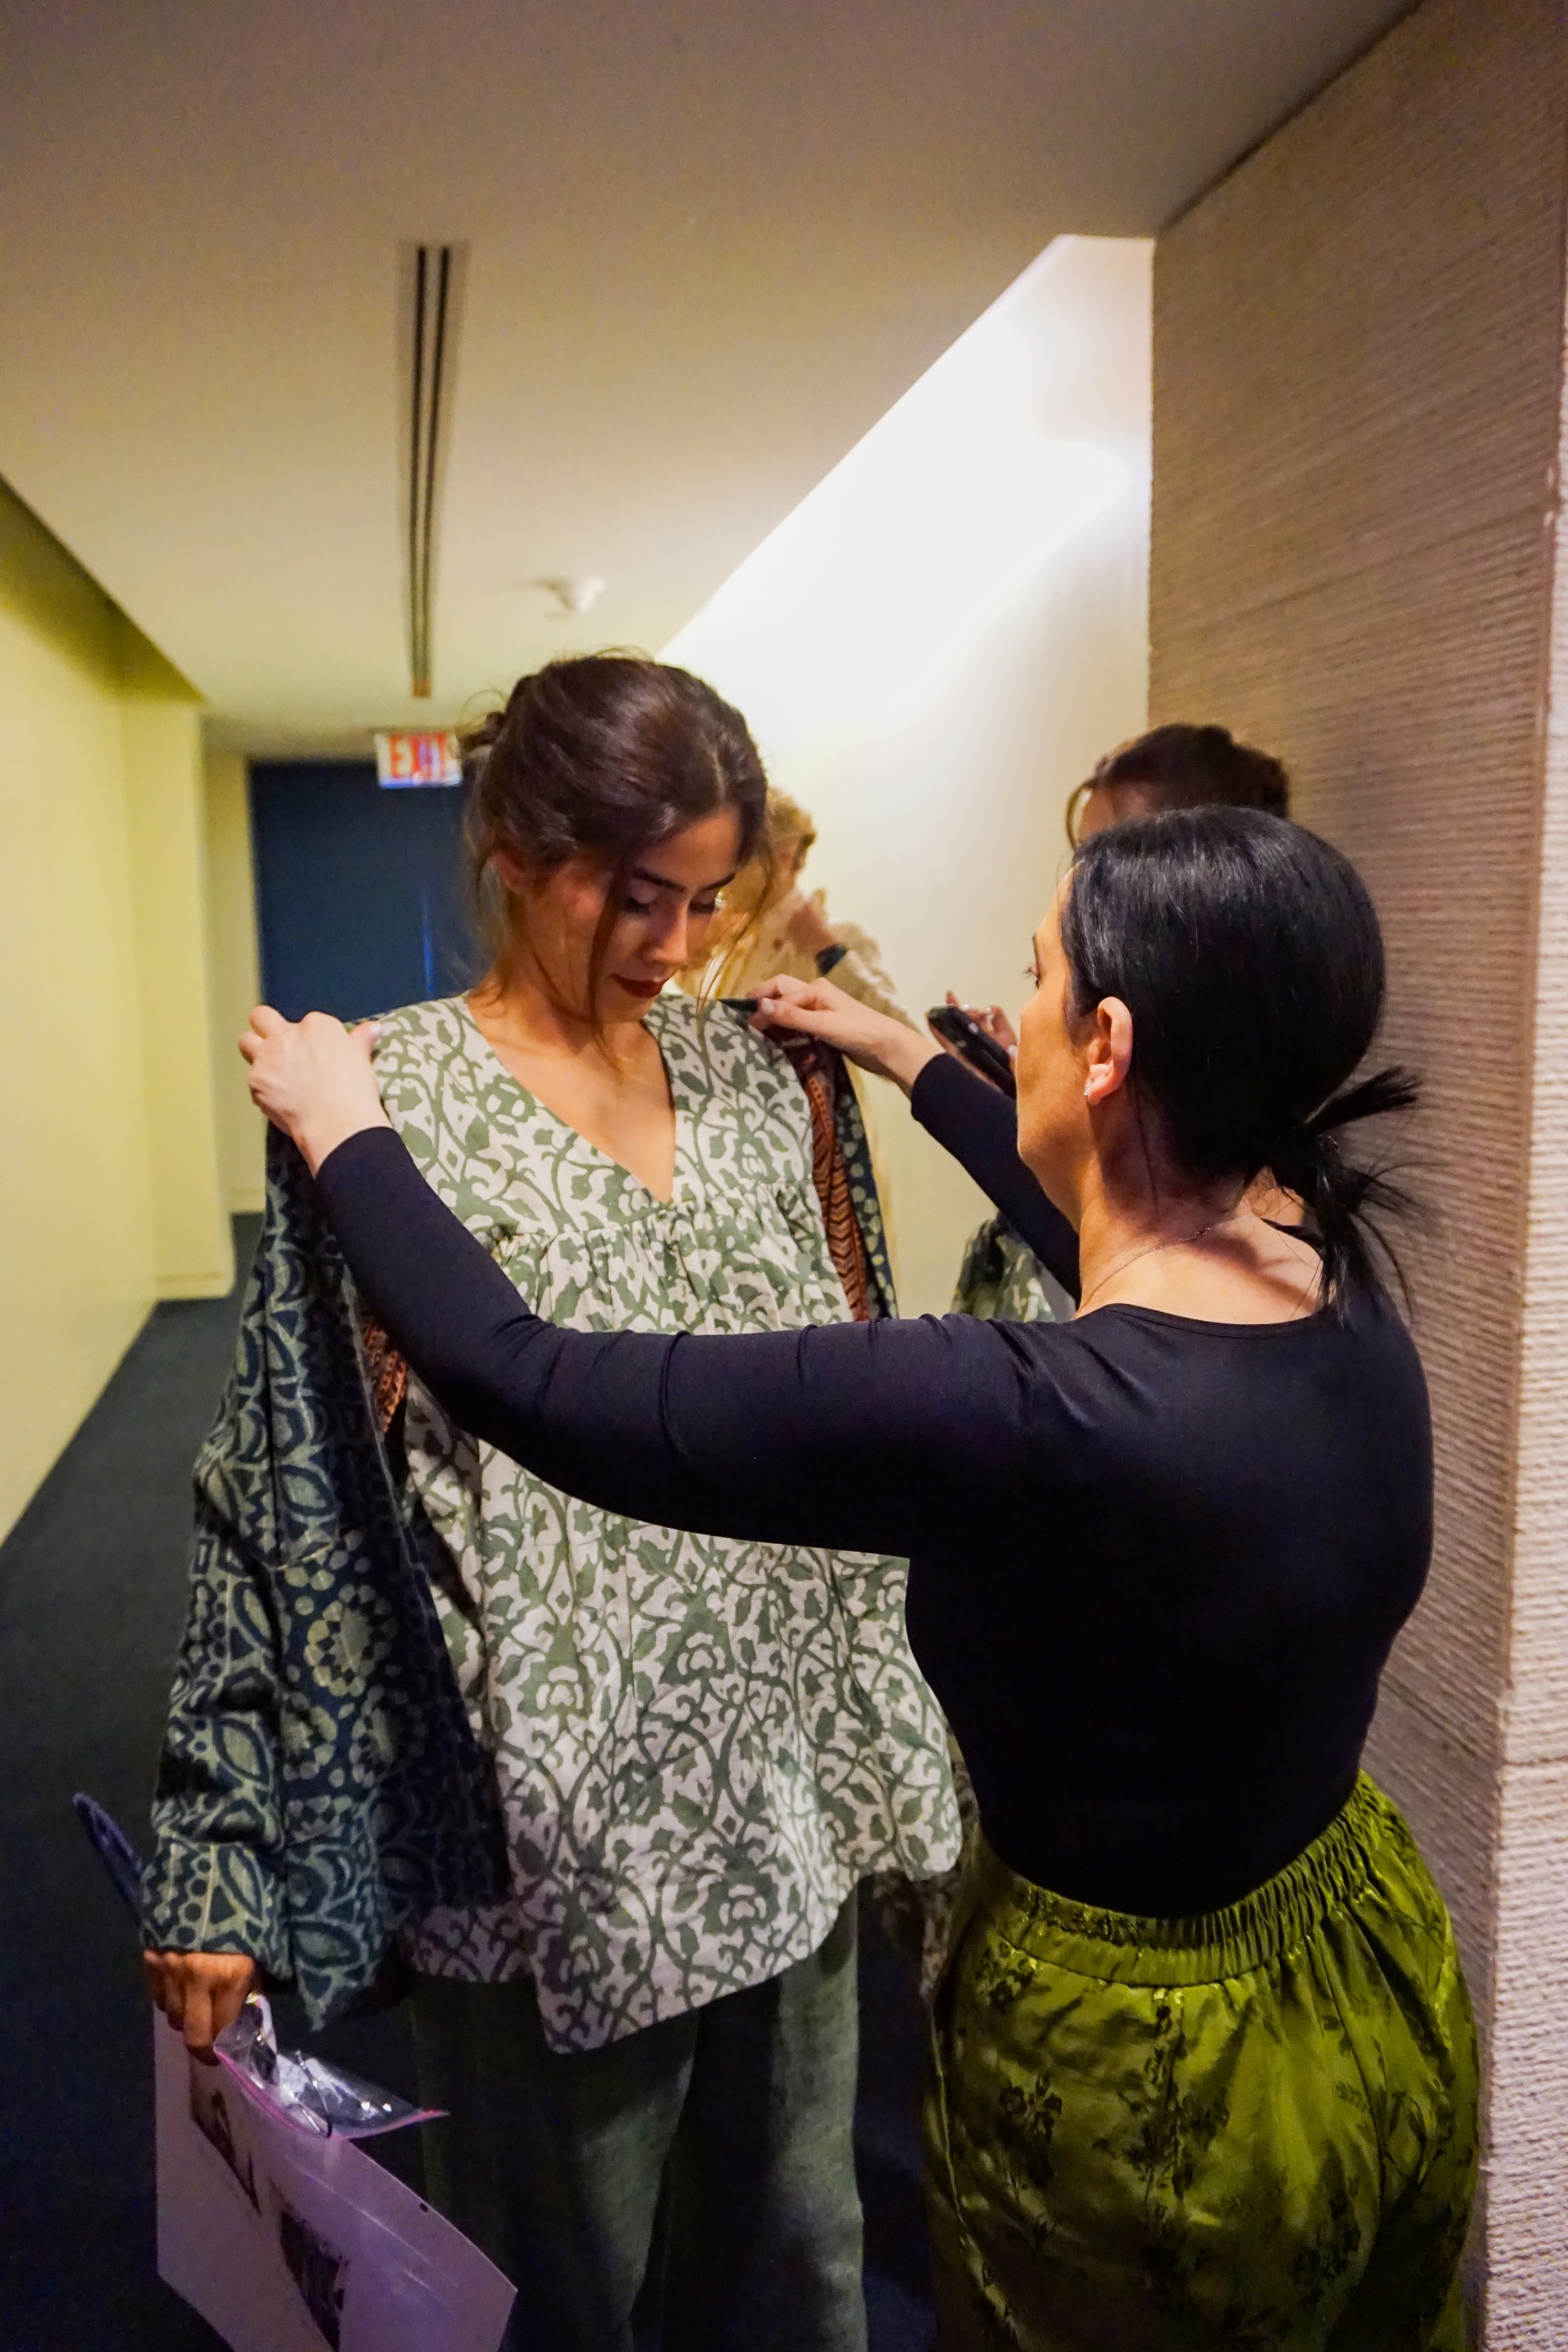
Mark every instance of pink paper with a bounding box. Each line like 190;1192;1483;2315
154;2017;515;2352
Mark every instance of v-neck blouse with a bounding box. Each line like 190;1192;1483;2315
369;993;960;2052
456;997;685;1210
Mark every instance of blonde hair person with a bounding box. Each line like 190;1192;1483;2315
688;789;916;1028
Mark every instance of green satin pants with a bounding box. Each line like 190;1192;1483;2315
926;1777;1478;2350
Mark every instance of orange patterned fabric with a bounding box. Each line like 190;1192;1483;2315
361;1309;410;1436
777;1036;874;1323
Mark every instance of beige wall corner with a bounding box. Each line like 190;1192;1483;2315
122;702;234;1298
666;236;1152;1312
1486;372;1568;2332
202;744;265;1214
1148;0;1568;2328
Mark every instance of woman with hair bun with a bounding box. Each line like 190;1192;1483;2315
1065;717;1291;844
241;806;1478;2348
143;654;959;2351
951;720;1294;1323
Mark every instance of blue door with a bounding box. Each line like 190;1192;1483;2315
249;761;481;1022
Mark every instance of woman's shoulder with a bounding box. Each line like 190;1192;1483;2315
1339;1278;1429;1395
369;996;474;1083
371;993;467;1043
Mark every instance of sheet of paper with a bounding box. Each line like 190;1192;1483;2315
154;2017;515;2352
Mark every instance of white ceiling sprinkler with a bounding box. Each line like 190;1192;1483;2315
540;576;607;617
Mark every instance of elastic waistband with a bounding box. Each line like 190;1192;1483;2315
970;1774;1399;1987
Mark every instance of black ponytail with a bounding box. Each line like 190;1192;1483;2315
1269;1066;1421;1304
1062;809;1420;1308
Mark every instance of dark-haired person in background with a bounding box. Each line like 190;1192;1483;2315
239;808;1478;2349
949;721;1292;1323
1065;717;1290;842
143;655;959;2352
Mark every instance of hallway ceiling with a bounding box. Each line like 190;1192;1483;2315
0;1;1414;747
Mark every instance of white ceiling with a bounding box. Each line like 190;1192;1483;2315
0;1;1414;748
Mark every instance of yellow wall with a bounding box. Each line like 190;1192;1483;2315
0;478;229;1541
0;597;153;1537
203;746;265;1213
124;702;233;1296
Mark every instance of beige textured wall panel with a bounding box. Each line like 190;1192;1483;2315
1486;1759;1568;2334
1512;383;1568;1769
1149;0;1568;2323
1152;527;1546;1784
1153;537;1544;1774
1152;0;1566;1963
1480;324;1568;2334
1361;1679;1497;2002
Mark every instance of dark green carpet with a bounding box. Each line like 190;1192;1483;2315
0;1219;931;2349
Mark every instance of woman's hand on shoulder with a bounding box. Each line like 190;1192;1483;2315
143;1948;257;2062
750;973;940;1094
239;1006;391;1174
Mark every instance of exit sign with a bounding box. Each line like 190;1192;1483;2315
374;730;462;787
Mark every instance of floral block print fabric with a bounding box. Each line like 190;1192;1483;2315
142;1001;926;2036
953;1214;1056;1324
372;994;960;2052
142;1130;511;2020
926;1777;1479;2351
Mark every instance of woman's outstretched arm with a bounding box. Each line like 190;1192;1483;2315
750;975;1080;1297
907;1054;1080;1299
314;1126;1035;1559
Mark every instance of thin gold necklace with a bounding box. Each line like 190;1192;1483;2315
1076;1208;1254;1314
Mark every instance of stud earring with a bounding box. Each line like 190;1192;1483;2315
1083;1081;1094;1098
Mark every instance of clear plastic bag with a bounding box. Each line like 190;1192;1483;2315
71;1791;439;2146
216;1997;439;2141
80;1785;514;2348
156;2019;515;2351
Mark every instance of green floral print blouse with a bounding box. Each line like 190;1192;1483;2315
372;994;960;2052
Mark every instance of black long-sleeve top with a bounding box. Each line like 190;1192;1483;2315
913;1054;1083;1298
316;1053;1432;1916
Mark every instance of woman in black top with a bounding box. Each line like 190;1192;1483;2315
238;810;1478;2350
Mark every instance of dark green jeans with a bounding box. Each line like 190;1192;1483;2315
412;1896;866;2352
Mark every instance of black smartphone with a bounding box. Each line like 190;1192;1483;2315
927;1004;1017;1097
719;996;760;1014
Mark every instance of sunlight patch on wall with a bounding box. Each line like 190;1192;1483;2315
665;237;1149;784
662;234;1151;1316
